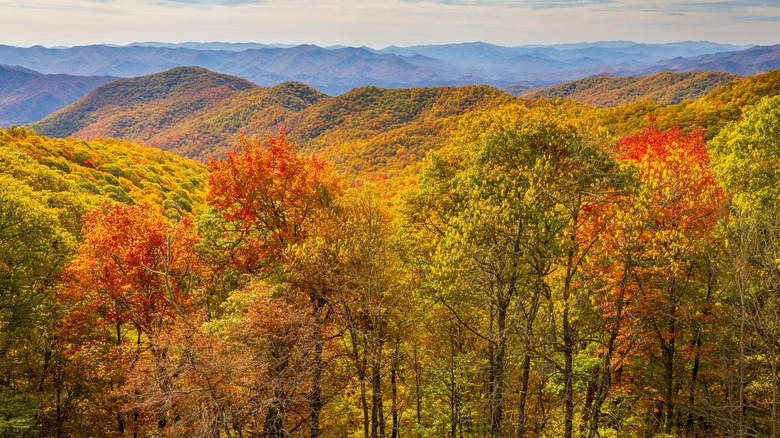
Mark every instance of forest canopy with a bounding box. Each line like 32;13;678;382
3;84;780;437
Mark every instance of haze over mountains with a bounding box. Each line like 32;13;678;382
1;41;776;97
1;39;777;128
0;64;114;126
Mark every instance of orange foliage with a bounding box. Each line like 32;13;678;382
207;130;340;271
60;204;201;336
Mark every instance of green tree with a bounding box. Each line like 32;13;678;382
711;95;780;437
409;106;621;437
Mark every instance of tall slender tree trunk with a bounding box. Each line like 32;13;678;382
562;194;582;438
356;332;370;438
516;353;532;438
662;281;677;435
563;300;574;438
686;332;701;434
562;241;578;438
371;338;384;438
517;275;543;438
772;329;779;438
450;329;461;438
589;262;631;438
391;342;400;438
310;339;323;438
414;347;422;435
491;290;508;436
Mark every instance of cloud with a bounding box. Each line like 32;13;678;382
738;14;780;21
679;1;780;9
399;0;615;7
0;0;778;48
159;0;264;4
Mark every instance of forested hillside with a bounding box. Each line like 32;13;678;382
5;62;780;437
32;67;780;193
600;68;780;137
33;70;519;190
522;71;740;106
33;67;257;141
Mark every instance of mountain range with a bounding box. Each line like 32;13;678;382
0;64;114;126
1;41;776;97
32;67;515;166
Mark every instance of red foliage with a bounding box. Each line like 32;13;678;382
207;130;340;271
60;203;201;337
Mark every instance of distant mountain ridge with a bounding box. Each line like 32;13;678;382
0;64;114;126
0;44;472;95
642;44;780;75
0;41;772;97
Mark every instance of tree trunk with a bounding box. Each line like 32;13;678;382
414;347;422;434
516;353;532;438
371;338;384;438
357;332;370;438
563;300;574;438
391;342;400;438
264;342;289;438
662;281;677;435
310;339;323;438
589;261;631;437
491;290;508;436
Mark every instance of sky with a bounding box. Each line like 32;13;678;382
0;0;778;48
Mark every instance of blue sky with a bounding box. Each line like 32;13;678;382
0;0;778;47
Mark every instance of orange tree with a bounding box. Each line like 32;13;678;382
587;127;726;436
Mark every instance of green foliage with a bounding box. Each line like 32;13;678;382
0;126;208;218
0;390;36;436
525;71;740;107
710;95;780;211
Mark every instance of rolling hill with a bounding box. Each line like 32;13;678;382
0;64;114;126
33;67;518;165
522;71;741;107
34;66;259;142
0;125;208;220
598;68;780;138
31;66;780;193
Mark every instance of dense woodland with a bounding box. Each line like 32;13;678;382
2;69;780;438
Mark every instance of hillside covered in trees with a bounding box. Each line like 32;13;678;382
522;71;740;106
31;67;780;192
4;63;780;438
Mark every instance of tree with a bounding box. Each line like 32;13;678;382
409;106;621;437
0;175;77;437
585;127;726;436
207;130;340;273
711;95;780;437
58;203;202;435
207;130;341;438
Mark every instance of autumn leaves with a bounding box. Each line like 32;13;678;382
9;95;780;436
